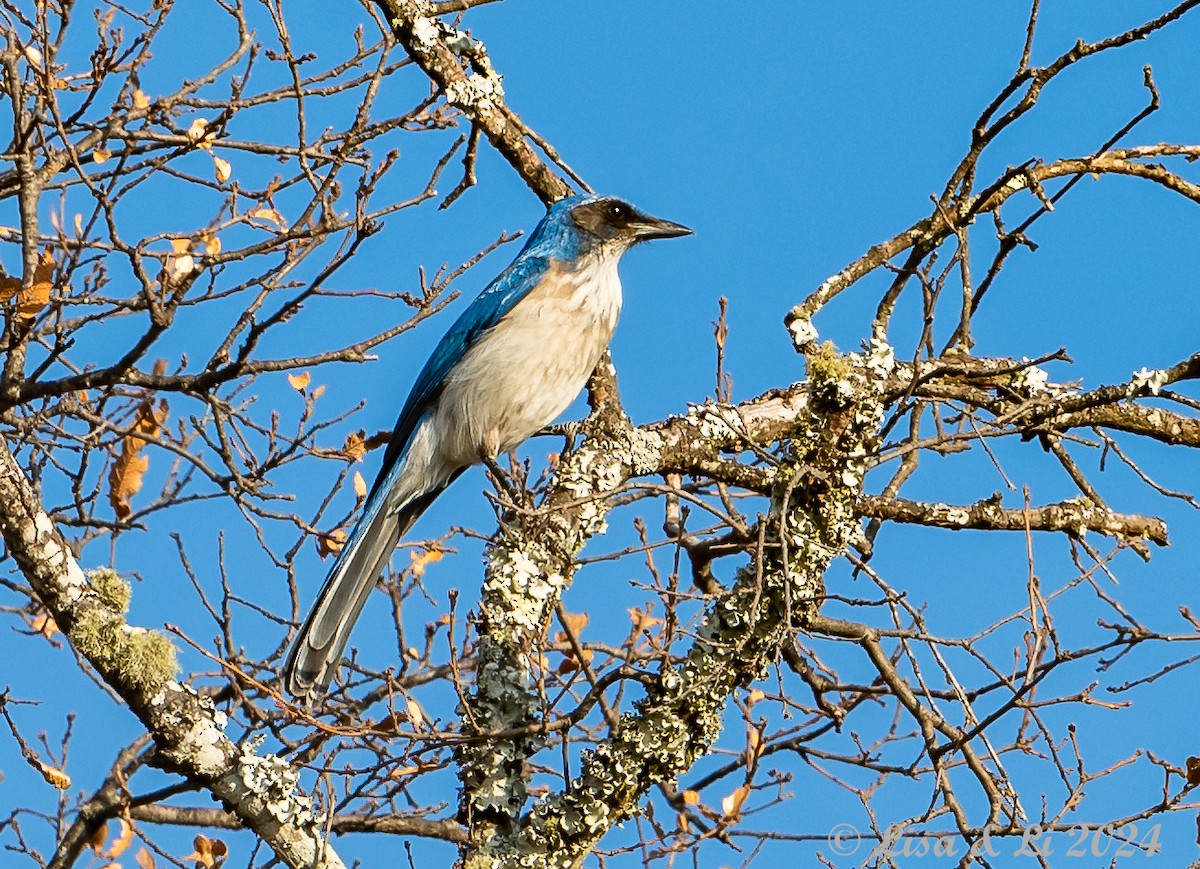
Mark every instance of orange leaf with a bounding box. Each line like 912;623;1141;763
560;610;588;636
316;528;346;558
287;371;310;393
16;248;55;317
108;450;149;521
409;547;443;578
681;789;701;805
0;276;19;303
99;817;133;858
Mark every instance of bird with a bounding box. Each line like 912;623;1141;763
283;194;692;701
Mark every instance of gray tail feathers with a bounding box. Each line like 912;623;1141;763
283;489;442;703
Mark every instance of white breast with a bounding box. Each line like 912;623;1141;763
430;252;623;468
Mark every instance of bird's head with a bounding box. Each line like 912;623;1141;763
567;196;693;253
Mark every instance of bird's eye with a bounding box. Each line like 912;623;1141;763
608;202;627;220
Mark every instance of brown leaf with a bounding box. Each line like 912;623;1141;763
88;820;110;852
287;371;310;393
183;835;227;869
108;399;168;521
364;430;392;451
1187;756;1200;787
342;430;366;461
135;847;156;869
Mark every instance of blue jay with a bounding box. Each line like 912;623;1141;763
284;195;691;700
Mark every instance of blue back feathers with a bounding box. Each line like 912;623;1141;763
369;195;599;496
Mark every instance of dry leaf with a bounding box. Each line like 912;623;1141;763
0;276;18;303
135;847;156;869
364;430;392;451
721;784;750;819
556;647;593;674
405;697;425;730
200;232;221;256
212;155;231;184
342;430;366;461
108;398;168;520
746;689;766;707
73;213;84;237
316;528;346;558
353;471;367;500
15;248;55;318
186;118;208;143
628;606;661;632
88;820;110;852
248;207;285;227
23;45;43;66
409;547;443;578
38;761;70;790
287;371;311;393
133;90;150;110
170;238;191;254
93;148;111;165
99;817;133;858
681;789;701;805
560;610;589;636
29;609;58;639
1187;756;1200;787
183;834;227;869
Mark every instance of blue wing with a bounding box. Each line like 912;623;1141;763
367;253;552;498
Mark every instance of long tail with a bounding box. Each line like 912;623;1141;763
283;487;442;703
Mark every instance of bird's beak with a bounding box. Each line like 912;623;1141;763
631;214;694;241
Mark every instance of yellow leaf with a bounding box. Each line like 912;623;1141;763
353;471;367;500
133;90;150;110
287;371;310;393
38;761;70;790
212;155;231;184
170;238;191;254
201;232;221;256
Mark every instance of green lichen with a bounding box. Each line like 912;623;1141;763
805;340;847;385
87;567;131;613
70;608;179;692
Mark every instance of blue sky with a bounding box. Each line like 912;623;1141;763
4;3;1200;867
